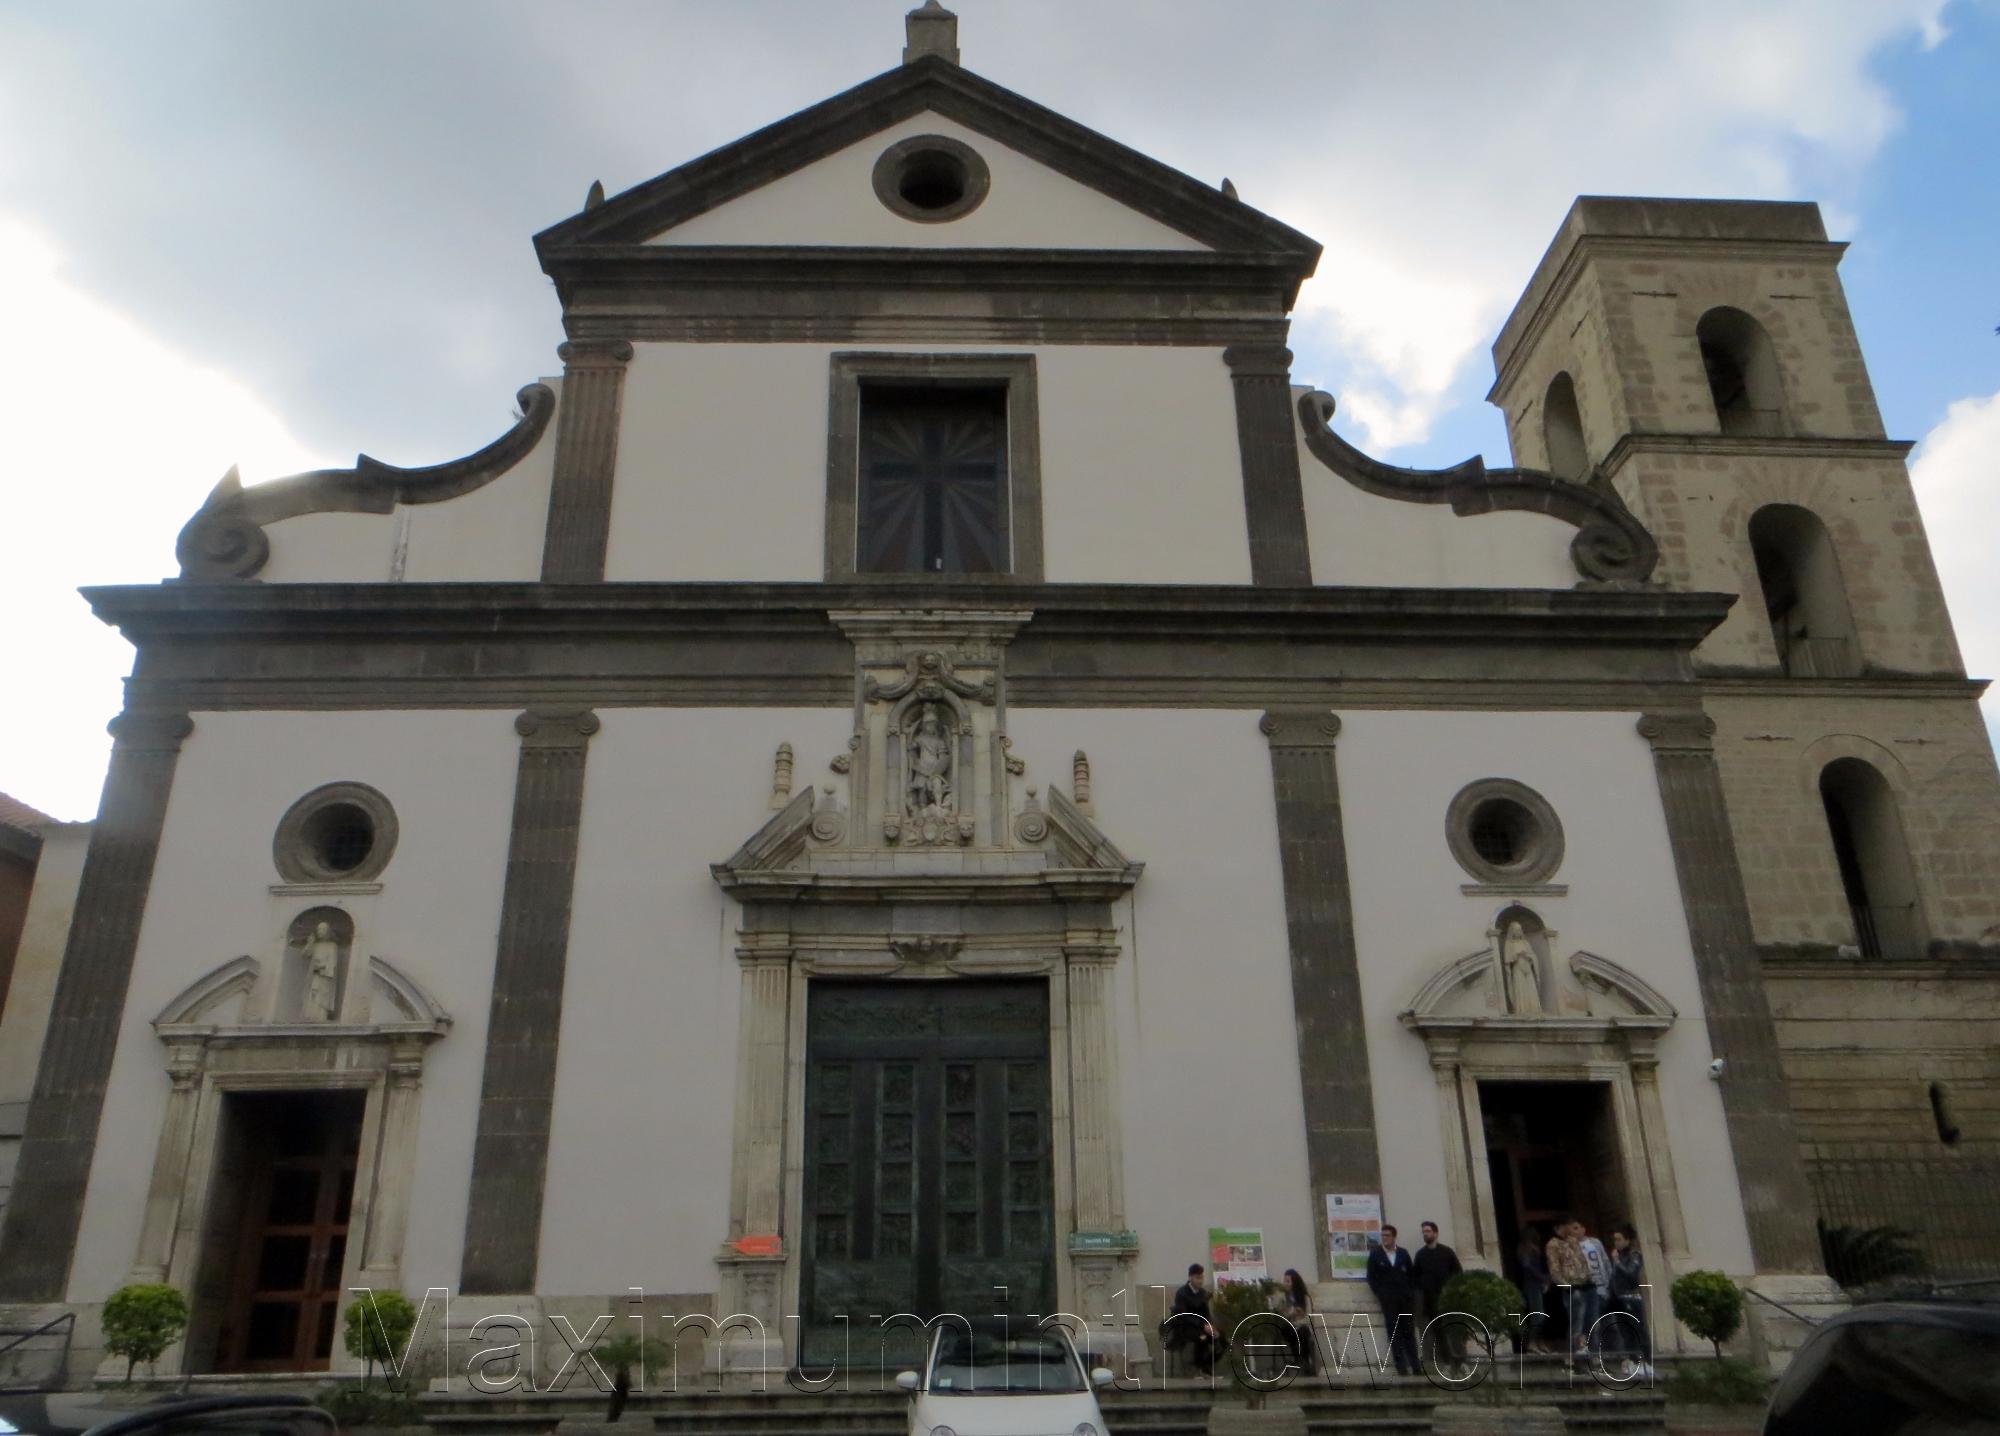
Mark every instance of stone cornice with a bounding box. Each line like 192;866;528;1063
1601;432;1914;470
1698;673;1986;701
87;579;1734;645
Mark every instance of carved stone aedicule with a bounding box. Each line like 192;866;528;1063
1400;915;1676;1042
154;910;452;1042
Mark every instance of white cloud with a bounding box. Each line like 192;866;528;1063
1255;0;1949;451
0;217;327;820
1910;388;2000;750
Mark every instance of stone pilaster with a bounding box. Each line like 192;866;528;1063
1638;711;1821;1272
1064;956;1126;1233
540;340;634;582
1224;345;1313;586
459;706;599;1294
127;1047;205;1284
360;1048;427;1279
1427;1040;1482;1265
1260;709;1379;1281
0;708;192;1301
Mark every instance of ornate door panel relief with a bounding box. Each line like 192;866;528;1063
710;611;1145;1374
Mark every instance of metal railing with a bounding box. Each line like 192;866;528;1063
1782;635;1856;678
0;1310;75;1393
1851;903;1923;960
1744;1286;1822;1327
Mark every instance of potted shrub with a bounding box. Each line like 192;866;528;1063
1203;1280;1303;1436
342;1288;419;1390
1665;1271;1767;1410
590;1332;672;1422
101;1284;189;1383
1426;1272;1562;1436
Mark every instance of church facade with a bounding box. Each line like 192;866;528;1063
3;4;1997;1382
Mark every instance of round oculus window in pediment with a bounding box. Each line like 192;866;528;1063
1445;778;1565;885
273;781;400;884
872;134;991;223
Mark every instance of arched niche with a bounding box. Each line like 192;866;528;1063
1542;372;1589;481
1819;756;1927;959
1749;504;1858;676
1698;306;1787;436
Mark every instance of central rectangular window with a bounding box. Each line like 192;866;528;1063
858;384;1009;574
825;353;1042;582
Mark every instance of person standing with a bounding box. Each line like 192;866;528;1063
1166;1262;1220;1374
1544;1217;1590;1358
1607;1226;1653;1378
1515;1225;1551;1353
1365;1225;1421;1376
1576;1221;1612;1360
1412;1221;1464;1365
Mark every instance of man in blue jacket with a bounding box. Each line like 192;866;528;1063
1365;1224;1421;1375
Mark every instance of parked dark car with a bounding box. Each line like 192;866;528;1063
1764;1301;2000;1435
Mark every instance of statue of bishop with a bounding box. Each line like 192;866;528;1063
302;920;341;1022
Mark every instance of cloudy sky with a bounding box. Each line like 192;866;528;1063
2;0;1996;820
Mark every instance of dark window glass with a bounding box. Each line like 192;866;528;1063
858;385;1008;574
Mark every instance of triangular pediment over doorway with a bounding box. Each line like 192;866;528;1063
535;56;1321;279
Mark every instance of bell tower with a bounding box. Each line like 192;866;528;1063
1489;196;2000;1285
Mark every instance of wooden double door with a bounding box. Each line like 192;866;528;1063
798;980;1055;1368
215;1091;365;1372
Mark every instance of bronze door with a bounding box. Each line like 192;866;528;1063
799;980;1054;1369
217;1092;364;1372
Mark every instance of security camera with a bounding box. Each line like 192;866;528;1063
1708;1059;1726;1079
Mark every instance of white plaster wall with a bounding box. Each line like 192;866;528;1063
1334;710;1757;1276
400;381;561;582
652;113;1210;251
1006;708;1316;1290
67;710;520;1302
606;344;1249;585
250;381;560;584
259;511;399;583
537;706;856;1296
1295;394;1581;590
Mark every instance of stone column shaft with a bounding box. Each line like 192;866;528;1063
0;709;192;1301
1224;345;1313;586
1638;711;1820;1272
1261;709;1379;1281
540;340;634;582
459;706;599;1294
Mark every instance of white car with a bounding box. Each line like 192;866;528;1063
896;1321;1116;1436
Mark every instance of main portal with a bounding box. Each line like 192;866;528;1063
798;979;1055;1368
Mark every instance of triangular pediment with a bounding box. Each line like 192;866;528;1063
536;57;1320;262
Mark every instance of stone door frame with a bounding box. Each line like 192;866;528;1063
1402;951;1692;1351
127;954;450;1375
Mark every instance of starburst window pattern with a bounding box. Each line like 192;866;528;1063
857;385;1009;574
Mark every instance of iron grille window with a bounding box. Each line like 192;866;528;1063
856;384;1009;574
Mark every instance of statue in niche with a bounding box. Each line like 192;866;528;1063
299;920;341;1021
1501;921;1543;1015
906;705;954;816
